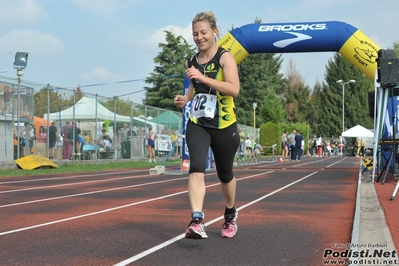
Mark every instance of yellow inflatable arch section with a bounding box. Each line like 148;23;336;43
217;21;379;81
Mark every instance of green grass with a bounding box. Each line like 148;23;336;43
0;159;182;177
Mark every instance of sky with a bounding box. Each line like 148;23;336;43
0;0;398;104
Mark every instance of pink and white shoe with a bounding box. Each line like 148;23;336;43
221;211;238;238
185;218;208;239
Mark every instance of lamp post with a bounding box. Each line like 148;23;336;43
14;52;29;159
336;79;355;156
252;102;257;128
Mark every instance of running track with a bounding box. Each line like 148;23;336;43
0;157;359;266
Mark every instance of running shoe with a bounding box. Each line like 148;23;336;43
185;218;208;239
221;211;238;238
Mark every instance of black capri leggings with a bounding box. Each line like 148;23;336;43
186;120;240;183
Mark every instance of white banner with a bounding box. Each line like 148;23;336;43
157;134;172;152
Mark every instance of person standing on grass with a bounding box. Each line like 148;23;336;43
48;122;57;160
281;130;289;161
294;130;303;161
237;127;246;160
62;122;72;160
147;127;157;162
288;129;296;161
174;11;240;239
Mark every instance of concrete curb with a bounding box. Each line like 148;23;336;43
351;165;398;265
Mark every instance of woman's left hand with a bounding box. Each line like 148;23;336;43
174;95;188;109
185;66;204;83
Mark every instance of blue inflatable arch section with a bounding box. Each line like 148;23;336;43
181;21;380;162
218;20;379;81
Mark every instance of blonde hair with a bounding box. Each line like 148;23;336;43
192;11;217;31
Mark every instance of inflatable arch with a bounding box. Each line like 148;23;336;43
181;21;380;163
217;20;379;81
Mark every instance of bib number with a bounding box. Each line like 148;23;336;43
191;93;217;119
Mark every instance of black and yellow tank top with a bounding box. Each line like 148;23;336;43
187;46;237;129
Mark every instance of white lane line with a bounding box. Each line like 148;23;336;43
0;170;144;185
0;172;273;236
0;177;188;208
0;172;215;208
325;157;346;168
291;158;329;168
114;171;317;266
0;174;150;194
0;190;189;237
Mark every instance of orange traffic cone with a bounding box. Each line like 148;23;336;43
182;159;190;171
279;156;284;163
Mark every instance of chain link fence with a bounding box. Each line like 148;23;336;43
0;79;258;163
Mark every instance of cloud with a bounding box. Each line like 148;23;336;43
143;23;193;50
69;0;133;18
0;29;65;54
80;67;124;82
0;0;47;24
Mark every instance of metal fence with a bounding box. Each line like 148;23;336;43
0;80;35;161
0;79;259;163
0;80;35;120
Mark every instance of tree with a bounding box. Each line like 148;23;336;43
143;31;195;110
317;53;373;137
233;18;286;126
34;86;67;119
285;58;305;91
393;41;399;57
259;89;285;124
303;81;323;137
235;51;286;126
100;97;132;116
283;58;310;123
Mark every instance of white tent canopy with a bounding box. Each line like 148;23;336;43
43;96;131;122
342;124;374;138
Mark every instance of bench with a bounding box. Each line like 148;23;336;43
99;150;114;159
82;144;100;160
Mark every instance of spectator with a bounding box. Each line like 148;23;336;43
83;132;91;144
37;126;47;143
312;139;317;157
294;130;303;161
333;138;339;157
78;133;85;159
316;136;323;157
147;127;157;162
120;123;129;158
237;127;246;160
113;128;121;159
288;129;297;161
61;122;72;160
100;135;112;159
281;130;289;161
13;129;18;160
68;122;81;160
48;122;58;160
100;129;112;143
245;137;252;158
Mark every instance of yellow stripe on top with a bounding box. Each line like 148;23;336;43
189;47;238;129
191;72;236;128
339;29;380;81
217;32;249;65
214;67;236;128
213;32;247;128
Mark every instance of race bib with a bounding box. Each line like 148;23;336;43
191;93;217;119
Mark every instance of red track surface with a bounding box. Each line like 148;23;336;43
0;157;392;266
374;177;399;251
